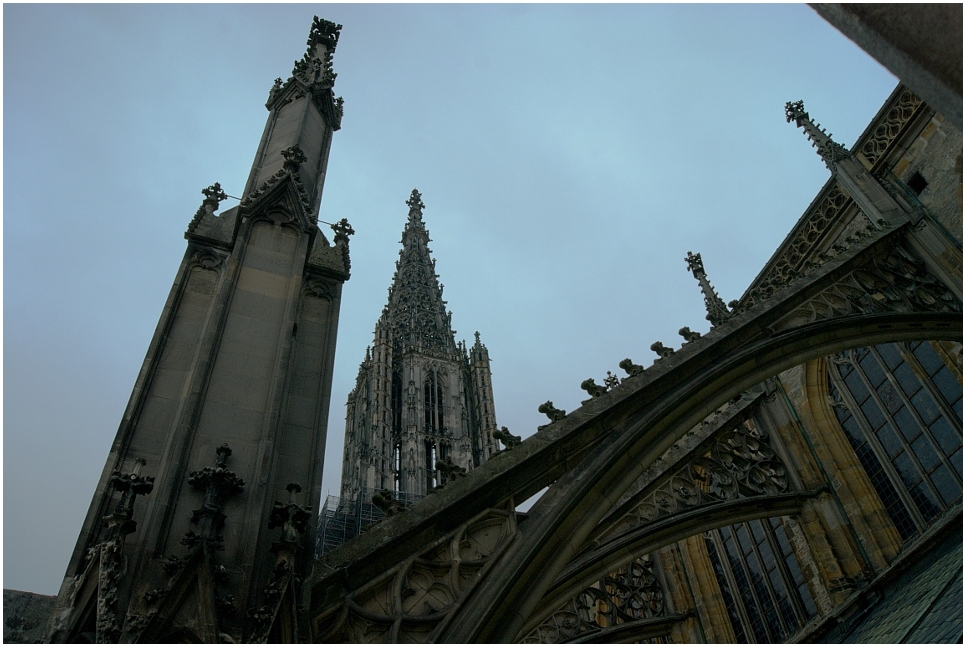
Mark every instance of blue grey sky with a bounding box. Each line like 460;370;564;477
4;4;897;595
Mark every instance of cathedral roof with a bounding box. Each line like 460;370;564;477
377;189;458;358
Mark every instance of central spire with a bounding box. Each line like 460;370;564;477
384;189;456;356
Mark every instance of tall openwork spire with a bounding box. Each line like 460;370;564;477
383;189;455;355
785;100;851;170
686;251;732;327
338;189;500;511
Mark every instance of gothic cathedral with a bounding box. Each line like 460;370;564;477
340;190;499;503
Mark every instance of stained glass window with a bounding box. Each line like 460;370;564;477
705;517;816;643
828;342;962;538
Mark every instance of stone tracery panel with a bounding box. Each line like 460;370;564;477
313;506;518;643
520;557;667;643
770;238;961;333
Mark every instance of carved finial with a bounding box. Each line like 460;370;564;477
281;145;307;171
188;183;228;234
293;17;342;87
267;77;284;104
685;251;732;327
307;16;342;53
331;217;355;243
474;331;481;345
603;371;620;390
406;189;425;219
201;182;228;205
785;100;850;170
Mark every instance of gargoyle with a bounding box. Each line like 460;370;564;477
435;456;466;483
650;341;675;360
493;426;521;450
538;401;567;430
372;489;406;516
678;326;701;342
618;358;644;377
580;378;608;399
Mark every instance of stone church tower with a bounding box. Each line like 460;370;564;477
340;190;499;502
47;17;350;643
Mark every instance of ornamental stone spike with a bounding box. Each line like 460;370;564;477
685;251;732;327
406;188;425;222
785;100;851;170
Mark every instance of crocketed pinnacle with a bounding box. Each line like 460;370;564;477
785;100;850;171
686;251;732;327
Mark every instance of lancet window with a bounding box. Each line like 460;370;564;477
828;342;962;540
392;374;403;437
704;517;817;643
424;371;445;434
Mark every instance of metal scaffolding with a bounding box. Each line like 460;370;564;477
315;488;423;557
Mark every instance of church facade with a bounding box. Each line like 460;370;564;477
2;11;961;645
340;190;499;504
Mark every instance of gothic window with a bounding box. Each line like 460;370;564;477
828;342;962;540
393;442;401;493
426;440;438;490
424;371;445;433
392;374;403;437
705;517;817;643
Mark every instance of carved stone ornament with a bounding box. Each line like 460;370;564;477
493;426;521;450
187;444;245;538
678;326;701;343
247;560;294;643
580;378;608;400
240;166;314;224
435;456;466;485
619;358;645;378
521;557;667;643
859;89;923;166
739;186;852;311
314;506;517;643
268;483;312;547
304;276;335;300
770;239;960;333
187;182;228;234
190;247;224;271
538;401;567;430
597;422;789;545
371;489;407;517
650;341;675;361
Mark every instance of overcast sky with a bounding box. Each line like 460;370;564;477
4;4;897;595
